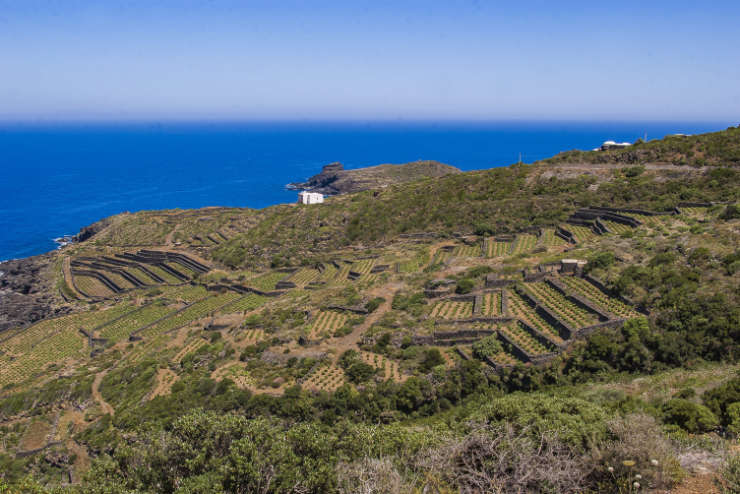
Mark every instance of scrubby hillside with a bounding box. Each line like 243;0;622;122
1;128;739;493
542;125;740;167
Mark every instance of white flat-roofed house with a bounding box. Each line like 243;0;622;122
561;258;588;274
298;191;324;205
601;140;632;151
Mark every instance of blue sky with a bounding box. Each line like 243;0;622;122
0;0;739;121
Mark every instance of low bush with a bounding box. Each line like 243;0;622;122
455;278;475;294
364;297;385;313
661;399;719;433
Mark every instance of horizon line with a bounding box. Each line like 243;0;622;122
0;118;736;125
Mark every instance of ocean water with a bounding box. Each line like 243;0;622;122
0;121;732;261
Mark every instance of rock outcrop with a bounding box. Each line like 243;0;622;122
0;254;68;332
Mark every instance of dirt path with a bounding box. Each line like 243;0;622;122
164;222;183;246
61;256;83;299
148;368;178;400
91;371;114;416
664;473;718;494
331;281;404;350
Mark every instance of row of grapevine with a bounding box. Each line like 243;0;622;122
432;250;452;265
289;268;320;286
351;259;376;276
334;264;352;285
481;292;503;316
541;228;568;247
309;311;348;338
558;276;640;319
430;301;474;319
127;332;170;364
486;239;511;258
507;291;564;344
360;273;379;285
359;351;404;381
219;293;269;314
302;364;345;391
99;302;175;343
499;323;552;355
160;284;208;302
453;245;481;257
525;282;597;328
602;220;635;235
172;338;207;363
240;329;266;345
145;264;183;284
566;224;599;243
0;306;129;386
620;212;661;226
489;351;521;366
127;266;161;285
318;263;338;281
73;275;114;298
248;271;288;291
138;292;241;337
510;233;538;254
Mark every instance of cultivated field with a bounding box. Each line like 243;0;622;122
430;300;474;319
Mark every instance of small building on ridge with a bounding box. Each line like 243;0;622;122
298;191;324;205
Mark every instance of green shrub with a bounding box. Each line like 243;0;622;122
703;377;740;425
455;278;475;294
584;251;615;274
472;335;503;360
364;297;385;313
624;165;645;177
345;362;376;383
727;403;740;436
419;349;445;372
661;398;719;433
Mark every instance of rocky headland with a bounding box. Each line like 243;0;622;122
288;160;461;195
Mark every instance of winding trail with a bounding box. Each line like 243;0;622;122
91;371;114;417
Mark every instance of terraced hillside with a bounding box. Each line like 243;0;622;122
0;128;738;490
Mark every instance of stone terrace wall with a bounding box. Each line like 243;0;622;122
556;226;577;244
518;319;564;350
515;285;575;340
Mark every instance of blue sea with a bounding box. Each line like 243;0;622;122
0;121;733;261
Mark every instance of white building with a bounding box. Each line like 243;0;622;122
297;191;324;205
600;140;632;151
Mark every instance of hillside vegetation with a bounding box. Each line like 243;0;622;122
542;125;740;167
0;127;739;493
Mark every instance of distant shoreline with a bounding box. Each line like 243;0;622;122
1;121;731;261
